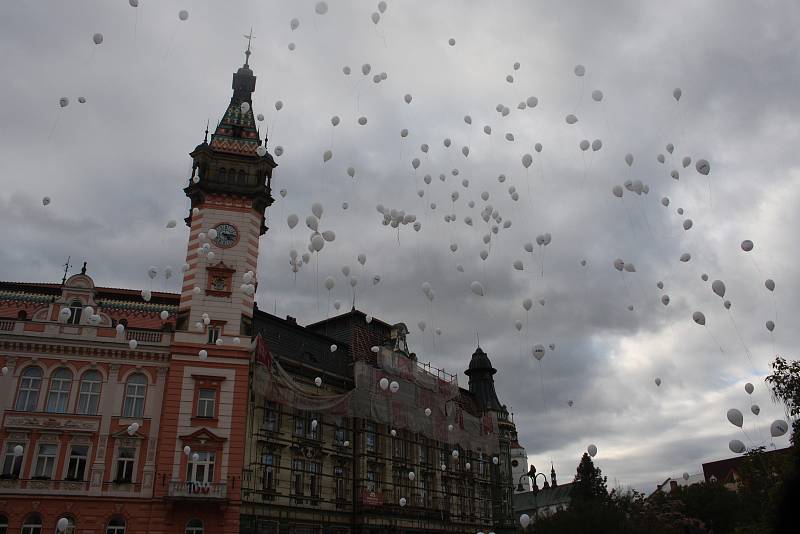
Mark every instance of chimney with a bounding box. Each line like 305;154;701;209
285;315;297;324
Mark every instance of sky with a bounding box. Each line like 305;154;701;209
1;0;798;492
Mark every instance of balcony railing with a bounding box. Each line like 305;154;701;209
167;480;227;500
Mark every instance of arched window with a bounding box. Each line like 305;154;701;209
227;168;236;184
67;300;83;325
106;517;125;534
0;514;7;534
16;367;43;411
122;374;147;417
21;514;42;534
46;368;73;413
237;170;246;185
54;516;75;534
185;519;203;534
216;167;226;182
17;310;28;320
76;370;102;415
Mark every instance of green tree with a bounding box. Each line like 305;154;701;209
571;453;609;504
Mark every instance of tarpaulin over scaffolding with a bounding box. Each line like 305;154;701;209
253;335;500;453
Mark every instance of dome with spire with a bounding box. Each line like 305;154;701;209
465;346;503;412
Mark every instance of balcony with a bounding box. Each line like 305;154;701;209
167;480;228;501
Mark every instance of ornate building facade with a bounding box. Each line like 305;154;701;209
0;50;518;534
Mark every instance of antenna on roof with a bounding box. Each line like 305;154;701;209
476;330;480;347
61;256;72;285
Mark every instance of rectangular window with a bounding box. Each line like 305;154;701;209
334;416;347;445
366;463;382;492
186;451;215;484
1;442;23;478
66;445;88;481
196;388;216;418
365;422;377;453
262;453;276;490
293;412;306;437
420;475;430;506
122;381;146;418
264;402;280;432
46;376;72;414
334;466;346;500
292;459;304;495
207;326;221;345
33;443;57;479
16;373;41;411
418;441;428;465
308;462;321;498
115;447;135;482
76;377;101;415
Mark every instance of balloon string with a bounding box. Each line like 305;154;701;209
315;253;320;312
727;310;754;366
704;326;724;354
47;114;61;142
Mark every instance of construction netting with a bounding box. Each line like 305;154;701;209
253;338;500;453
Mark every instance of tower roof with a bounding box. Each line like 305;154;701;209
464;346;503;412
203;40;264;158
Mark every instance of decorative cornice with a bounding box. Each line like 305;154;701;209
0;339;170;363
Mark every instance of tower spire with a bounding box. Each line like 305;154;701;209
243;28;255;66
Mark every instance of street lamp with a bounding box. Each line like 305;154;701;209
517;465;550;527
516;465;549;494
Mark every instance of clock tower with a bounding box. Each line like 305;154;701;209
152;46;275;533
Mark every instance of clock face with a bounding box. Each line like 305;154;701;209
212;223;239;248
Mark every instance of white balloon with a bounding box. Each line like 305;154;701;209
92;33;104;45
448;37;456;46
378;1;387;13
766;320;775;332
661;295;670;306
532;345;545;361
371;12;380;24
591;89;604;102
726;408;743;428
389;381;399;393
522;154;533;169
695;159;710;176
470;281;485;296
311;234;325;252
711;280;726;298
306;215;319;231
358;116;368;125
655;377;662;386
612;185;624;198
729;439;746;454
683;219;693;231
741;240;754;252
129;339;138;350
765;279;775;292
751;404;760;416
287;214;299;229
565;114;578;124
324;277;335;291
587;444;597;457
770;419;788;437
520;514;531;528
625;153;634;167
513;260;523;271
680;253;691;262
178;9;189;21
526;96;538;108
57;518;69;533
673;87;682;101
574;64;586;76
330;344;337;352
315;2;329;15
522;298;532;311
322;230;336;242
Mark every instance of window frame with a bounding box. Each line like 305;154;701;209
261;452;277;491
67;300;83;325
185;519;203;534
115;447;136;483
76;370;102;415
15;366;43;412
196;388;216;419
186;451;216;484
1;442;24;478
106;517;126;534
65;445;89;481
33;443;58;479
0;514;7;534
264;402;280;432
122;373;147;418
21;514;42;534
292;459;304;495
45;368;73;414
54;516;75;534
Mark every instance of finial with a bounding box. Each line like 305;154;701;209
81;261;87;275
61;256;71;285
243;28;255;66
476;330;480;348
204;119;209;143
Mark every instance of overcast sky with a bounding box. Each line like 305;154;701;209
1;0;798;491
